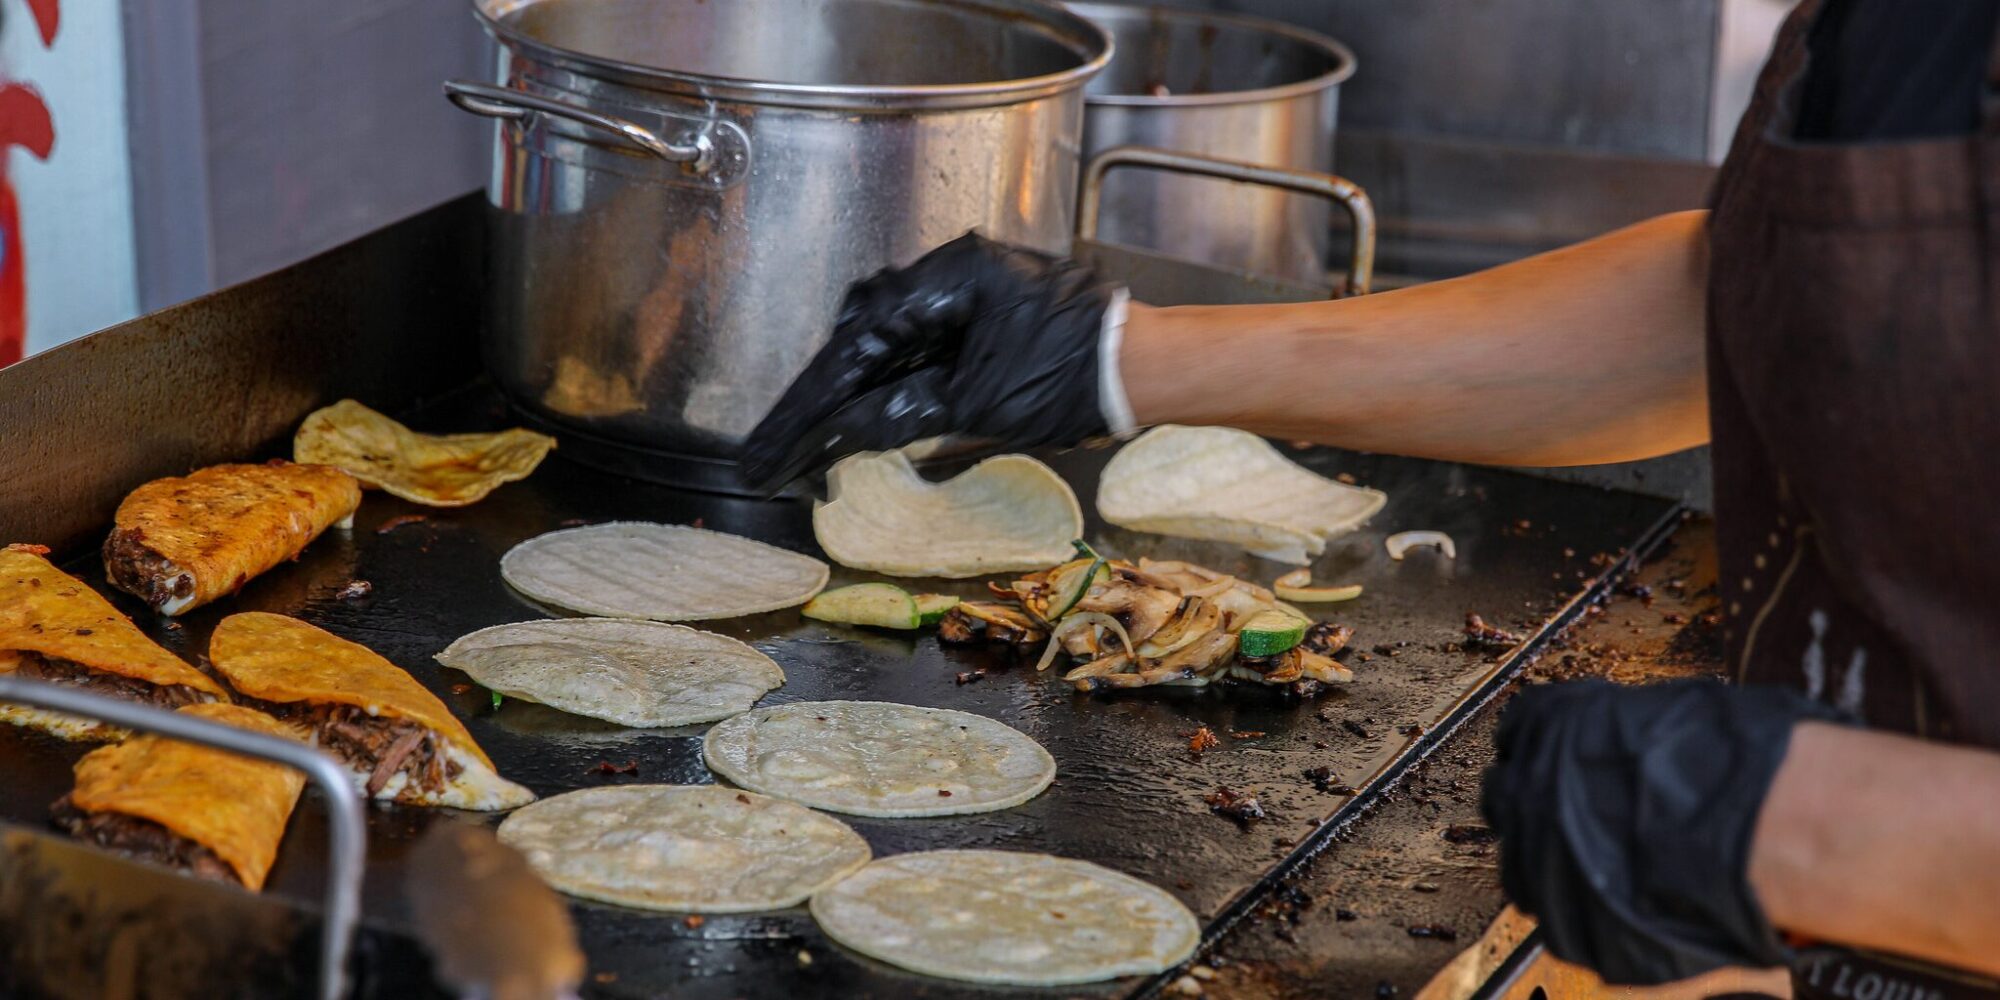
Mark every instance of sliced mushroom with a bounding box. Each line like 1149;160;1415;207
1302;622;1355;656
1153;630;1239;678
940;602;1048;649
1137;597;1223;657
1075;579;1181;647
1062;653;1132;683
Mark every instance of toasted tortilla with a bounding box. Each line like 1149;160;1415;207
812;451;1082;578
501;522;828;622
103;461;361;615
498;785;870;913
437;618;783;728
1097;426;1387;564
209;612;532;810
0;547;226;739
810;850;1200;986
69;703;305;890
702;701;1055;818
293;399;556;507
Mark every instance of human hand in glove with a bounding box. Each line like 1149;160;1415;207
739;232;1134;490
1481;679;1845;985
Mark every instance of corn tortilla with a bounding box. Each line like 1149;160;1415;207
810;850;1199;985
294;399;555;507
702;700;1054;818
812;451;1082;578
209;612;532;810
102;461;361;615
1098;426;1386;564
498;785;870;912
69;703;305;890
436;618;783;728
501;522;828;622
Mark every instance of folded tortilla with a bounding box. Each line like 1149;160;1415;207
293;399;556;507
103;461;362;616
57;702;305;890
1098;426;1387;564
208;612;532;811
0;545;227;740
812;451;1083;578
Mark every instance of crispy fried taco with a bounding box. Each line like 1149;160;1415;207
103;461;362;616
293;398;556;507
53;702;304;890
0;545;227;740
210;612;533;810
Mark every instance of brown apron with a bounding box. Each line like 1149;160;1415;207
1709;0;2000;749
1710;3;2000;994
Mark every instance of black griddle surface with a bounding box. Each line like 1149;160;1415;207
0;390;1676;999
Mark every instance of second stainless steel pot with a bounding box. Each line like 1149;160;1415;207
1072;3;1354;287
449;0;1109;468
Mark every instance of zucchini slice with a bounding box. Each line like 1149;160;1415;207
803;583;921;630
913;594;961;626
1237;610;1308;657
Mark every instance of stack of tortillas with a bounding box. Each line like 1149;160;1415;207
1098;425;1387;564
812;450;1082;578
436;618;783;727
501;522;827;621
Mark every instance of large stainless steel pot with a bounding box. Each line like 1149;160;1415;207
448;0;1110;466
1071;3;1353;286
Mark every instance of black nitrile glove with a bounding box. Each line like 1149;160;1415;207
1481;678;1846;985
740;232;1126;490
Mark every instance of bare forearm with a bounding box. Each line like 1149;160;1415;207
1120;210;1712;466
1751;722;2000;975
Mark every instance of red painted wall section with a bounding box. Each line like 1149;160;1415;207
0;0;55;367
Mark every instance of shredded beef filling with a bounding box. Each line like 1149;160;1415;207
11;652;207;709
101;528;192;609
51;795;238;885
258;701;460;796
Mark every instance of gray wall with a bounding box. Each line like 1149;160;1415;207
123;0;492;311
1153;0;1721;158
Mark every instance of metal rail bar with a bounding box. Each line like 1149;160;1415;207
0;678;367;1000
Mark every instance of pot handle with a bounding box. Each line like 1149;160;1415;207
444;80;716;175
1078;146;1377;297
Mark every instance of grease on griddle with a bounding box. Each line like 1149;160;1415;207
1205;786;1264;826
954;669;986;685
587;760;639;777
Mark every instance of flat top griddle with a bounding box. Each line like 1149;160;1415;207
0;384;1676;999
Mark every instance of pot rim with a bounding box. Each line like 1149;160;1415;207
1069;3;1355;108
475;0;1113;111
